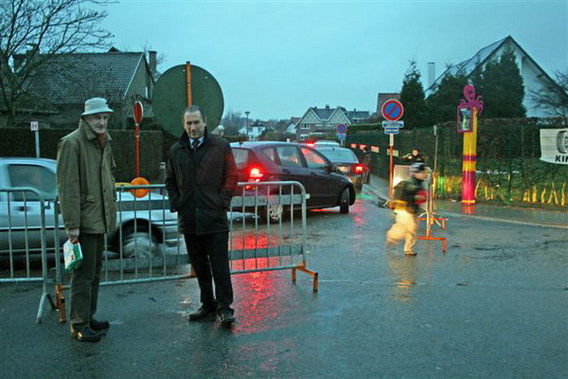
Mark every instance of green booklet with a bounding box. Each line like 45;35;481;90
63;240;83;271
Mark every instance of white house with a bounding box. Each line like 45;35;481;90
425;35;561;117
295;105;370;141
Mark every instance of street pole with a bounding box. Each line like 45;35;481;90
389;134;394;201
245;111;250;140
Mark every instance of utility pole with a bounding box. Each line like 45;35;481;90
245;111;250;140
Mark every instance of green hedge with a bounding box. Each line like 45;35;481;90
347;118;568;209
2;128;164;183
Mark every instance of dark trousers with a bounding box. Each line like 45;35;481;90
183;232;234;312
70;233;104;331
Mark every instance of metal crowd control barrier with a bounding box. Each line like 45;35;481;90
416;169;448;252
228;181;317;290
44;181;316;324
0;188;54;323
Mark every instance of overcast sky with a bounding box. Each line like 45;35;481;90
103;0;568;121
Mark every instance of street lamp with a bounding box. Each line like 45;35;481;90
245;111;250;140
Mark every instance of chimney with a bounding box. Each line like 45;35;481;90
427;62;436;88
149;51;157;78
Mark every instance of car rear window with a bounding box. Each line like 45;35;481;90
318;148;359;164
231;148;250;170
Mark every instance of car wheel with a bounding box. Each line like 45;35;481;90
260;204;284;223
339;188;350;214
120;225;159;259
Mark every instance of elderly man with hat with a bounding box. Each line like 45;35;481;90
56;97;117;342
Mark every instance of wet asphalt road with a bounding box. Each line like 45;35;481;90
1;193;567;378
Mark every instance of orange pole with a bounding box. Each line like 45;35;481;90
389;146;394;199
135;124;140;177
185;61;196;278
388;134;394;203
185;61;192;106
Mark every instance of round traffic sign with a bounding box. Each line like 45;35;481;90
381;99;404;121
153;64;224;137
133;101;143;125
336;124;348;134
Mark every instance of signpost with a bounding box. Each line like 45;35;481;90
381;99;404;200
30;121;40;158
153;63;224;137
336;124;347;146
133;101;143;178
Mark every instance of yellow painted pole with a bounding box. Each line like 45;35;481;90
461;107;478;205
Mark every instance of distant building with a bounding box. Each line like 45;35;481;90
6;47;157;128
295;105;370;141
238;120;271;141
285;117;301;135
425;35;561;117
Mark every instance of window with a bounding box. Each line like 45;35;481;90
8;164;57;201
231;148;250;170
276;146;302;167
300;147;328;169
261;147;277;164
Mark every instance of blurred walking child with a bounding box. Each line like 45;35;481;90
386;162;428;256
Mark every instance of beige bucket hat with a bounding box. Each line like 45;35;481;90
81;97;114;116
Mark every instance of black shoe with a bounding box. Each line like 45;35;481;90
90;319;110;333
189;306;217;321
71;327;102;342
404;251;417;256
216;310;235;326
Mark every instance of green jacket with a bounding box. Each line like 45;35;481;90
56;120;117;234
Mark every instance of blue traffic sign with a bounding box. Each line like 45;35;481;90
382;121;404;128
336;124;348;134
381;99;404;121
383;127;400;135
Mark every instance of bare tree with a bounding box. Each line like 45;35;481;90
530;69;568;122
0;0;113;126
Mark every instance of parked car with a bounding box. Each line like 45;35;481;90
312;145;365;192
0;157;178;259
230;141;356;222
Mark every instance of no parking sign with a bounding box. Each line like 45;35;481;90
381;99;404;121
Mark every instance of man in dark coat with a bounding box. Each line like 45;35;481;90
165;105;238;326
401;147;425;164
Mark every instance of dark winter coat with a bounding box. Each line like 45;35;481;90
394;177;425;214
165;130;238;235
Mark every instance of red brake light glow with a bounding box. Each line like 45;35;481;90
248;167;264;182
354;164;364;174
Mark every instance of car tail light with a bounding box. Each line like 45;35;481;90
245;167;264;190
248;167;263;182
354;164;364;174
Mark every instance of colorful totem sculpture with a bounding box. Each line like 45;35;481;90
457;85;483;205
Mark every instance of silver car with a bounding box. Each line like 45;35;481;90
0;157;178;259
